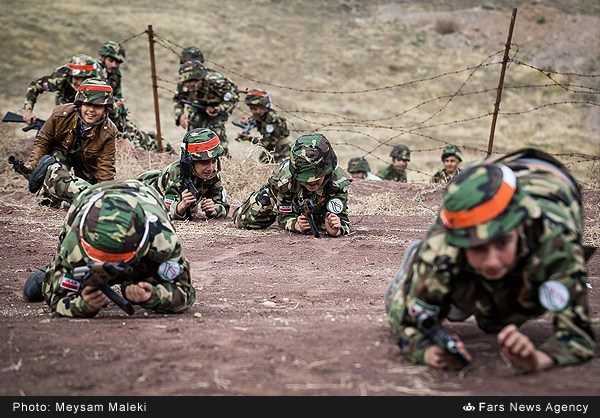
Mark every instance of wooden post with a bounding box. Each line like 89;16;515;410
146;25;163;152
487;8;518;157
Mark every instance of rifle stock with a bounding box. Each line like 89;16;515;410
2;111;45;132
7;156;32;176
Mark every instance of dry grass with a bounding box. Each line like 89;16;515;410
0;0;598;189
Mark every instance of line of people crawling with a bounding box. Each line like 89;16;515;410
13;44;595;376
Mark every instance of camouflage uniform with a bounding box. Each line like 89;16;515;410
377;144;410;182
40;179;196;317
385;148;595;367
26;78;118;207
233;133;351;235
241;89;290;163
24;54;106;111
431;144;462;184
138;128;229;220
173;60;239;155
348;156;381;180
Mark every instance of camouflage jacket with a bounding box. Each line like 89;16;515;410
386;149;594;367
137;160;229;221
42;179;196;317
26;104;117;182
431;168;460;184
266;159;352;235
173;70;239;123
247;110;290;152
24;62;107;111
376;165;407;182
104;67;123;98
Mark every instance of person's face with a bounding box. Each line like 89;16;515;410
193;158;218;179
71;76;85;89
464;229;519;280
80;104;106;124
300;177;325;192
351;172;366;180
102;56;121;73
392;157;408;170
248;105;267;118
443;156;460;174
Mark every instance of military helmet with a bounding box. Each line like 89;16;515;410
182;128;224;161
67;54;101;78
441;144;462;162
390;144;411;161
440;163;527;248
245;89;271;109
178;60;206;83
180;45;205;64
74;78;114;107
289;133;338;183
347;157;370;173
78;191;149;263
98;41;126;63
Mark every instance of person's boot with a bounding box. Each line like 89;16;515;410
23;267;46;302
28;155;56;194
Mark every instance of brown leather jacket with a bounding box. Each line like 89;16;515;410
26;103;117;182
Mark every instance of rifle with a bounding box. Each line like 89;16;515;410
73;261;135;315
177;97;227;118
301;197;320;238
232;120;255;142
416;313;470;368
3;111;46;132
7;156;32;176
180;134;200;219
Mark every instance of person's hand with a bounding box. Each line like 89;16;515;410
22;109;36;125
176;189;198;216
81;286;110;313
205;106;219;117
200;198;217;217
497;324;554;373
124;281;153;304
424;339;471;370
178;113;188;129
325;212;342;237
294;215;312;234
238;132;251;141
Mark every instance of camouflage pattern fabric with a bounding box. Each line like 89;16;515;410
173;69;239;155
109;100;164;152
347;157;370;174
431;167;460;184
246;109;290;163
390;144;411;161
41;179;196;317
441;144;462;162
105;69;123;98
289;134;338;183
376;165;407;182
24;58;107;111
232;158;351;235
137;160;229;221
385;147;594;367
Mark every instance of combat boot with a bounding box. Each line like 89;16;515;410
23;267;46;303
28;155;56;193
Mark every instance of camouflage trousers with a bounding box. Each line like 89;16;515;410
232;184;277;229
42;159;92;205
188;111;229;155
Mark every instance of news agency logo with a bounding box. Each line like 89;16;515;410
463;403;475;412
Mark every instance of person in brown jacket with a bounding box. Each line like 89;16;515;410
24;78;118;207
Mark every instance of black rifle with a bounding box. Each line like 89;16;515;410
180;134;200;219
73;261;135;315
232;120;255;142
3;111;46;132
177;97;227;118
302;198;320;238
7;156;32;176
416;313;470;368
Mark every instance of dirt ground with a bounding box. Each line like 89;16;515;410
0;179;598;397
